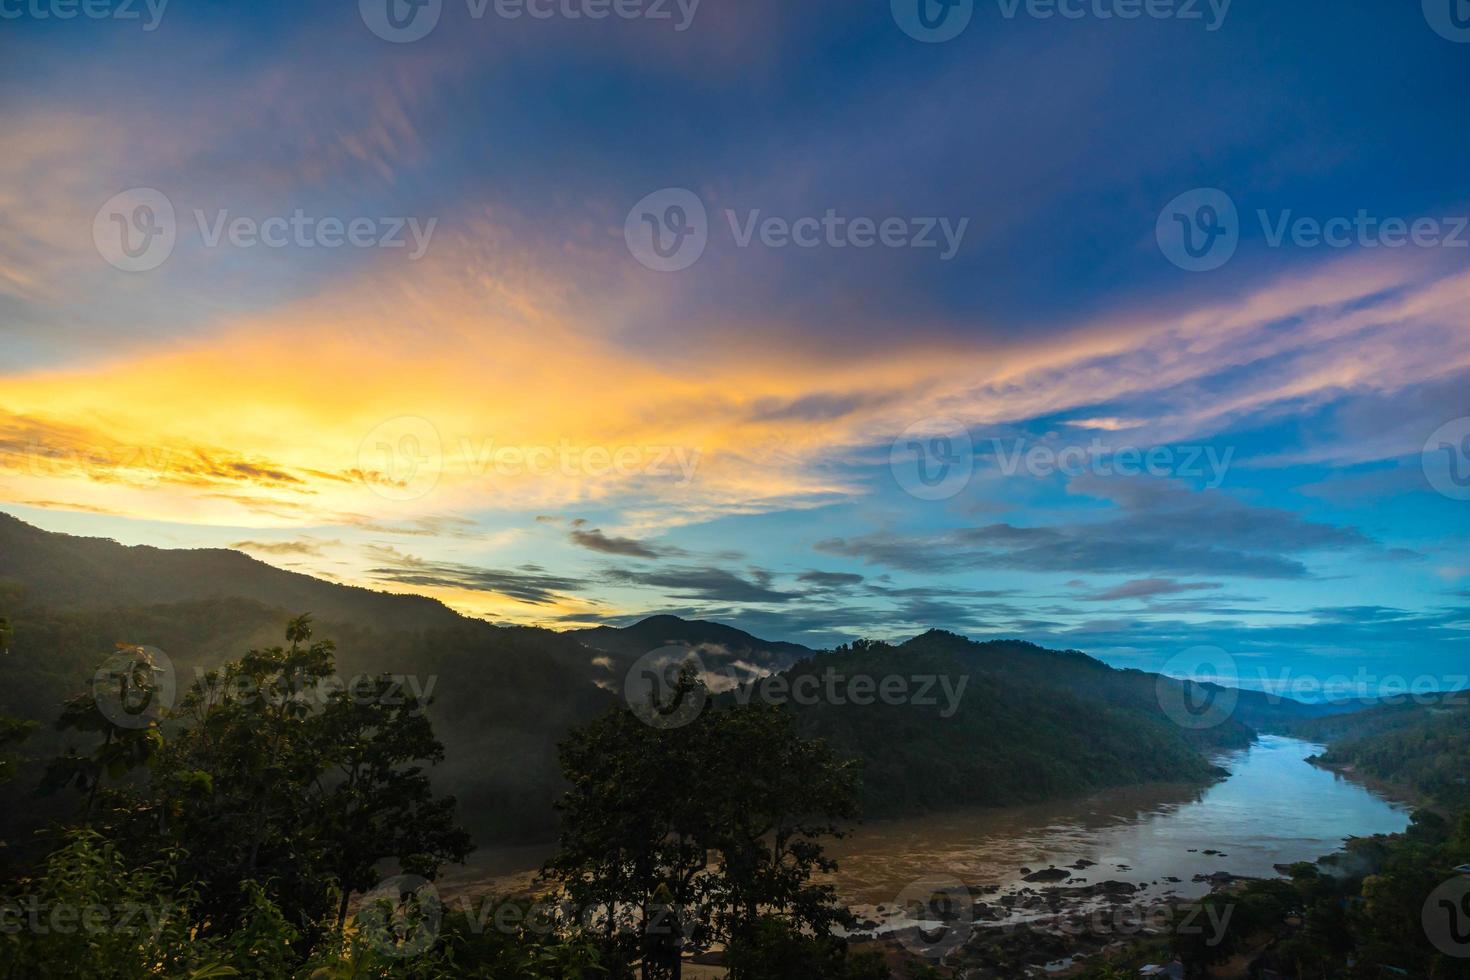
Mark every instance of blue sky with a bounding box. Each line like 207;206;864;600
1;0;1467;693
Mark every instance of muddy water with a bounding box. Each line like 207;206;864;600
822;735;1410;924
442;735;1410;923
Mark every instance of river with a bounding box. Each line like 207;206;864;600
821;734;1411;931
440;735;1411;928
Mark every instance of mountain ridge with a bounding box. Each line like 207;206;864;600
0;510;1344;845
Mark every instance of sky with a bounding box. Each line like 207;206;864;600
1;0;1468;694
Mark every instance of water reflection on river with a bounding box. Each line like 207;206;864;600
442;735;1410;915
821;735;1410;912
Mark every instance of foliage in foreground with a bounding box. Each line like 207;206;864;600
1;611;887;979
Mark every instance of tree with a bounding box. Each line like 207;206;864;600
37;614;472;941
38;643;164;821
145;615;472;937
0;612;38;847
544;667;861;980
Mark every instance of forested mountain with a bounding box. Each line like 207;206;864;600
771;631;1241;816
0;512;1338;851
1289;694;1470;809
571;613;816;688
0;511;461;632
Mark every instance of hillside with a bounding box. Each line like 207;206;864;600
571;613;815;689
0;511;462;632
0;512;1338;849
1288;695;1470;809
769;632;1237;816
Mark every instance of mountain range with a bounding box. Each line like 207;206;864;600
0;511;1354;848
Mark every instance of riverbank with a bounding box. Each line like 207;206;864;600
435;737;1409;977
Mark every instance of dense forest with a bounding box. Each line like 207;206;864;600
0;611;900;978
771;633;1234;817
1143;699;1470;978
0;514;1331;854
3;515;1456;977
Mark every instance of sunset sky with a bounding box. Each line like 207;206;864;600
2;0;1467;689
